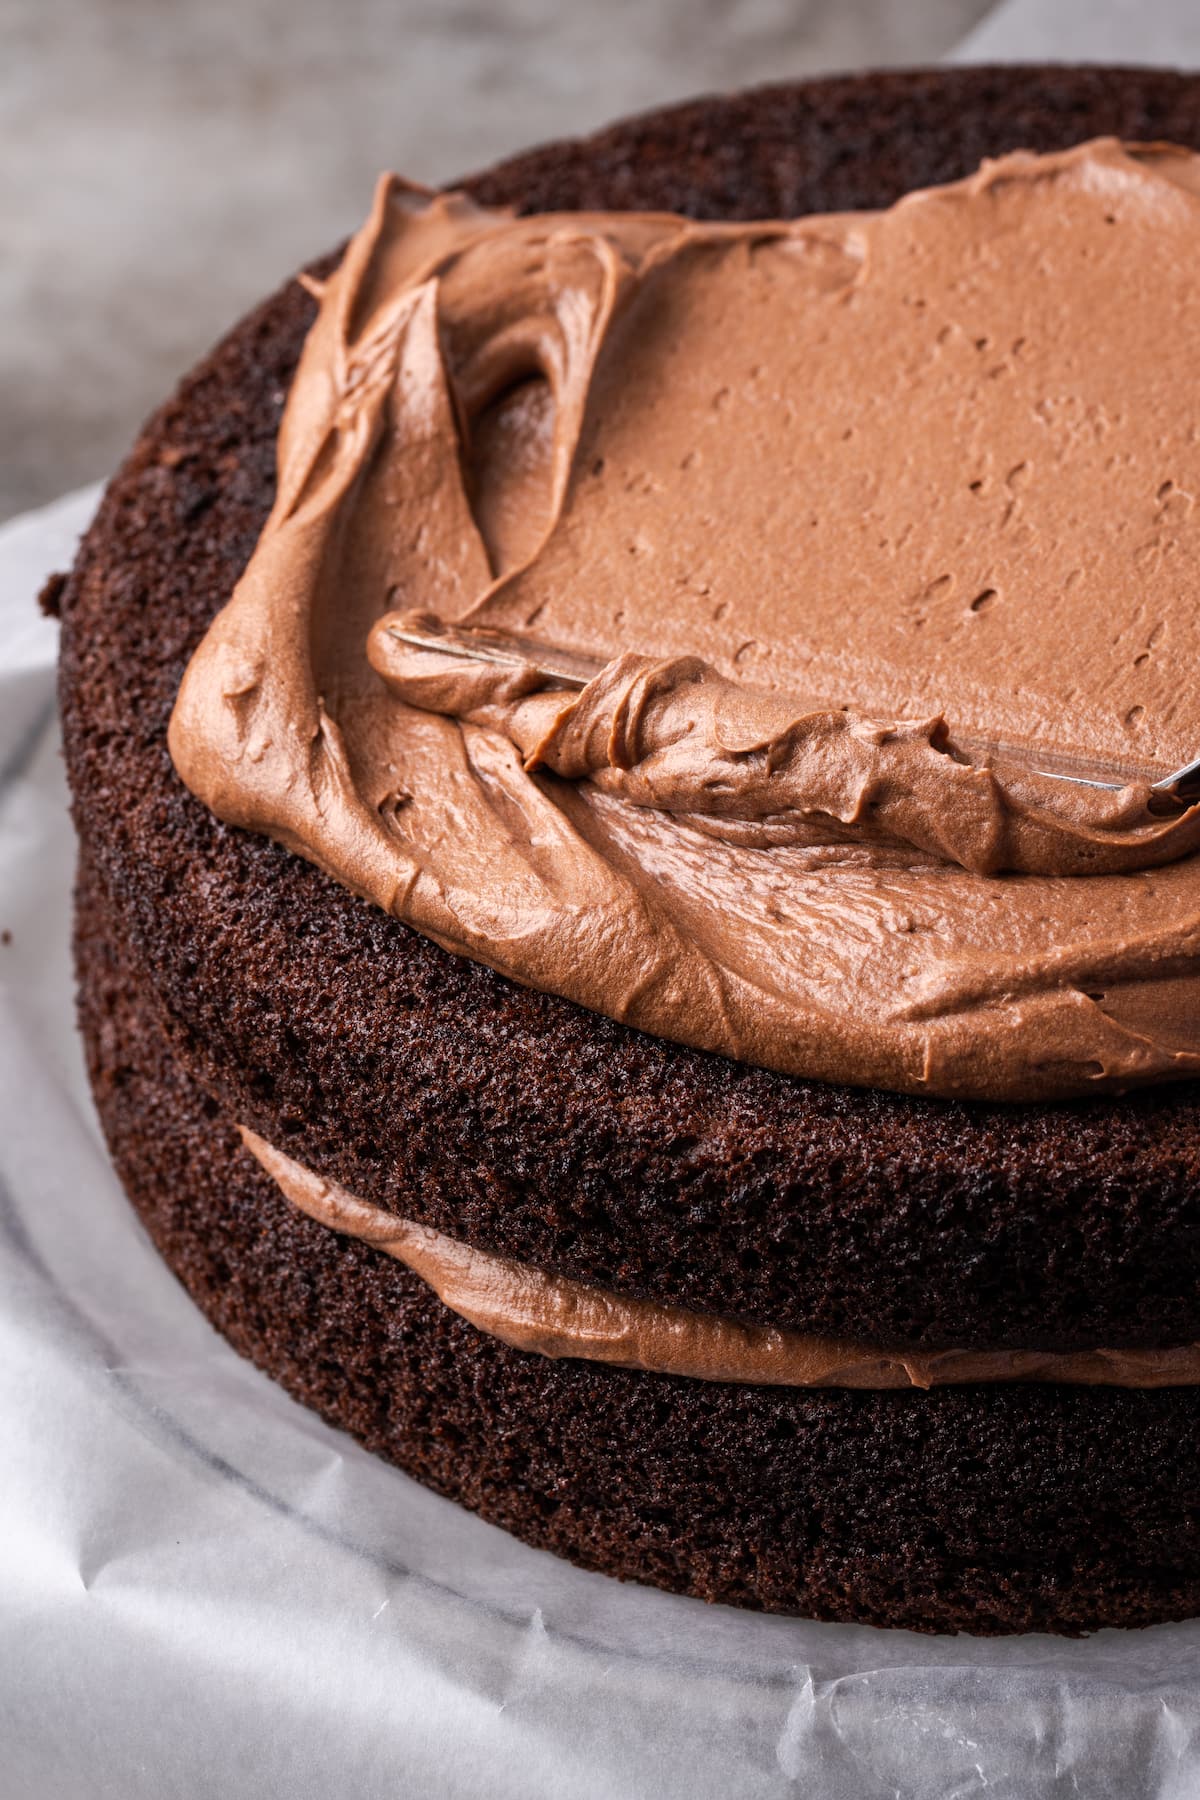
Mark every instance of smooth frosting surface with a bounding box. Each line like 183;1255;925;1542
243;1127;1200;1389
172;142;1200;1101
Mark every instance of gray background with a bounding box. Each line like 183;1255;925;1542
5;0;1198;523
2;0;994;521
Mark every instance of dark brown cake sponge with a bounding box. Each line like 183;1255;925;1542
59;67;1200;1355
75;846;1200;1637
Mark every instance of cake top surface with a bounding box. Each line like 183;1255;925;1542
169;138;1200;1101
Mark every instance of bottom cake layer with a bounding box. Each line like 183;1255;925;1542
76;859;1200;1635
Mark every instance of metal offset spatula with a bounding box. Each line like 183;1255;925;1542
380;617;1200;804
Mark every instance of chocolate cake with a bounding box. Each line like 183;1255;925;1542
57;65;1200;1635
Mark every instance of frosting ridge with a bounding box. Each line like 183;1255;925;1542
368;615;1200;877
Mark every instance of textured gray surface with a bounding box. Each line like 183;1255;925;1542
1;0;993;520
955;0;1200;65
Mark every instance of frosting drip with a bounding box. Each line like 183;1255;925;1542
242;1127;1200;1390
171;142;1200;1101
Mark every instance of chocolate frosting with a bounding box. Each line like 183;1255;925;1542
368;619;1200;877
171;142;1200;1101
242;1126;1200;1389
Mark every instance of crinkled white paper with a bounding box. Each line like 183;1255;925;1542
5;486;1200;1798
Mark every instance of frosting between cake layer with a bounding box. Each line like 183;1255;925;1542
172;142;1200;1102
242;1126;1200;1390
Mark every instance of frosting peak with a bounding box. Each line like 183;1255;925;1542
170;143;1200;1102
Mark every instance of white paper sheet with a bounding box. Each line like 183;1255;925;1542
5;491;1200;1796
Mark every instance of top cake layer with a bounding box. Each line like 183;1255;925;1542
170;138;1200;1103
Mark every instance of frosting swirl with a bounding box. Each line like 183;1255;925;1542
171;142;1200;1101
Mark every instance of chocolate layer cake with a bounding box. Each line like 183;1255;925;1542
57;65;1200;1635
